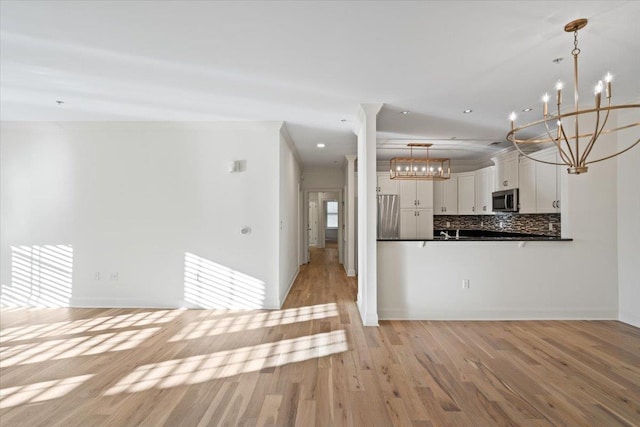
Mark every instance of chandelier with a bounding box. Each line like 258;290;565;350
506;18;639;174
389;143;451;180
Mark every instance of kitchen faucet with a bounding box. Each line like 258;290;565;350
440;231;450;240
456;229;460;240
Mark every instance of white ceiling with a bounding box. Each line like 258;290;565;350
1;1;639;169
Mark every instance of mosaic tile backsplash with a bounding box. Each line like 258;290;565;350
433;213;561;237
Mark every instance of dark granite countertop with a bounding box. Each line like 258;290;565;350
378;229;573;242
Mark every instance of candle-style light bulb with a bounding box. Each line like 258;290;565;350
595;80;603;108
509;112;517;130
604;72;613;98
594;80;603;94
555;81;563;105
542;93;550;116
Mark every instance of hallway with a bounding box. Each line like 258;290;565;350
1;247;639;426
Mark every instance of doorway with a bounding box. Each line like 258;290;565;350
304;190;343;265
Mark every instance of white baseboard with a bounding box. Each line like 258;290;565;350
277;268;299;309
619;311;640;328
356;299;379;326
378;308;618;321
364;312;379;326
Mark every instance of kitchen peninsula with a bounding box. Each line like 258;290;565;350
373;147;624;322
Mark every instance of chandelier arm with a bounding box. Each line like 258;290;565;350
578;106;602;166
579;102;612;166
558;123;576;164
556;99;580;165
543;119;574;165
585;138;640;165
508;130;566;166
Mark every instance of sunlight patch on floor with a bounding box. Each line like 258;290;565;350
0;374;94;409
1;327;160;367
105;330;348;395
0;309;179;343
169;303;338;341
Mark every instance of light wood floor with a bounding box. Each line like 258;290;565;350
1;247;640;426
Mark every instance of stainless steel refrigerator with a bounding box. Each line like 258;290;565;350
377;194;400;239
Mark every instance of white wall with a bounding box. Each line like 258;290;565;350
617;109;640;327
278;128;302;306
378;131;620;320
1;122;292;309
302;168;345;190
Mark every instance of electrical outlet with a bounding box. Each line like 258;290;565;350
446;221;451;228
94;272;100;281
110;272;118;281
462;279;470;289
549;223;554;231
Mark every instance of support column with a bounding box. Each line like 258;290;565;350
354;103;382;326
345;154;357;277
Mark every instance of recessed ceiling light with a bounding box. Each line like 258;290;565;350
340;119;347;122
463;109;473;113
317;143;325;148
522;108;533;112
401;111;410;115
451;137;457;140
552;57;564;64
56;100;64;105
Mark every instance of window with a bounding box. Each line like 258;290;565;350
326;201;338;228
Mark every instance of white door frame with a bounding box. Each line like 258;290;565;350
308;200;319;246
302;188;344;264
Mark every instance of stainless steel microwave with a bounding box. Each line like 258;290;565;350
492;189;519;212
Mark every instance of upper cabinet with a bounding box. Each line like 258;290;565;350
376;172;398;195
534;149;561;213
493;151;519;190
457;173;476;214
518;149;561;214
474;166;494;215
518;157;537;213
399;180;433;210
433;177;458;215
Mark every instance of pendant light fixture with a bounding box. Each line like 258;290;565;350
389;143;451;180
506;18;639;174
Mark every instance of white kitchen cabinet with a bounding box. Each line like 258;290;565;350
518;157;537;213
457;173;476;214
534;150;561;213
376;172;398;195
493;151;519;190
400;208;434;239
474;166;493;214
399;180;433;210
433;177;458;215
517;149;561;213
